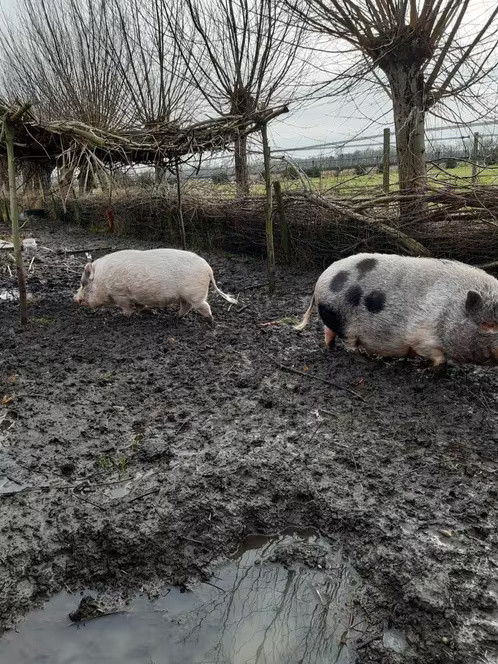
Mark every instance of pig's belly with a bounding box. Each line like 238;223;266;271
120;285;179;308
354;329;411;358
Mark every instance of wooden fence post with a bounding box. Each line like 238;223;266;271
383;128;390;193
261;123;275;293
273;180;290;264
175;158;187;250
4;118;27;325
472;132;479;184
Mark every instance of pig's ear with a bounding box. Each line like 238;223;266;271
84;262;95;282
480;321;498;334
465;290;482;317
81;262;95;286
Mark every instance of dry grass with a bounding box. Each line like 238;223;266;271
47;182;498;271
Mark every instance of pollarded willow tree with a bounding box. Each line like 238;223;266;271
167;0;311;197
106;0;201;129
286;0;498;195
105;0;204;183
0;0;132;193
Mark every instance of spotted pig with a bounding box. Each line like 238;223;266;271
73;248;237;323
295;253;498;366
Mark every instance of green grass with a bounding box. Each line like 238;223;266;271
186;162;498;200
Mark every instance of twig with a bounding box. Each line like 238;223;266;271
126;487;160;504
477;260;498;270
357;634;382;650
182;536;206;545
60;246;114;255
72;493;107;511
308;422;322;444
261;351;367;402
237;304;250;314
240;282;268;291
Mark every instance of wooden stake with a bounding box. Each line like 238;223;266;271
175;158;187;250
261;123;275;292
472;132;479;184
4;118;27;325
273;181;290;263
383;128;390;193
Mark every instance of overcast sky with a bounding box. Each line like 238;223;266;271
0;0;496;157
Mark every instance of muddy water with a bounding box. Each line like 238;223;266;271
0;531;364;664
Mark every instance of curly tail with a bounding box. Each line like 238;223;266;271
294;295;315;330
210;270;238;304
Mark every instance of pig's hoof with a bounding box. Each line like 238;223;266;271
432;362;449;378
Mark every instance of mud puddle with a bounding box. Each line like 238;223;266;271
0;530;365;664
0;288;35;301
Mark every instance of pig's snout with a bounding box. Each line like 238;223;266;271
73;291;86;305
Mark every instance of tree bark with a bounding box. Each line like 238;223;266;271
234;133;250;198
386;64;427;219
21;159;54;200
261;124;275;292
388;66;427;190
78;163;95;195
5;120;28;325
154;164;166;186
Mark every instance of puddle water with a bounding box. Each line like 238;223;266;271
0;529;366;664
0;289;18;301
0;289;34;302
383;627;408;653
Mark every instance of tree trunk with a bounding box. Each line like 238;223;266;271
261;124;275;292
386;65;427;218
154;164;166;186
21;159;54;200
0;156;8;222
234;133;250;198
78;163;95;195
39;159;54;198
5;120;28;325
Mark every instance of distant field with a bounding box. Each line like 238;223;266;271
188;162;498;199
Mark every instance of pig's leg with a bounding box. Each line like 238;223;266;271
344;336;361;352
113;297;135;317
195;301;215;326
324;326;336;348
412;342;446;368
178;301;193;318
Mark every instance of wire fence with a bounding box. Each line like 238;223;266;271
175;118;498;198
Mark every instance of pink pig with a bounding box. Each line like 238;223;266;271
74;248;237;323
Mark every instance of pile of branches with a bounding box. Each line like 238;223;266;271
61;182;498;270
0;100;288;168
286;185;498;266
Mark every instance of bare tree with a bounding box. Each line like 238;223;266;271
106;0;201;127
0;0;130;125
0;0;131;193
105;0;202;182
286;0;498;197
168;0;311;197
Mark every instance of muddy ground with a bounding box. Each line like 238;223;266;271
0;221;497;663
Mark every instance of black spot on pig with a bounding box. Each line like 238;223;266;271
365;290;386;314
329;270;349;292
318;303;345;337
345;285;362;307
356;257;377;278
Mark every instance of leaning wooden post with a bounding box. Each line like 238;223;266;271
471;132;479;184
3;117;27;325
273;181;290;264
175;158;187;250
383;127;390;193
261;123;275;293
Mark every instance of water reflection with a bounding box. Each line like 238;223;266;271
0;531;364;664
